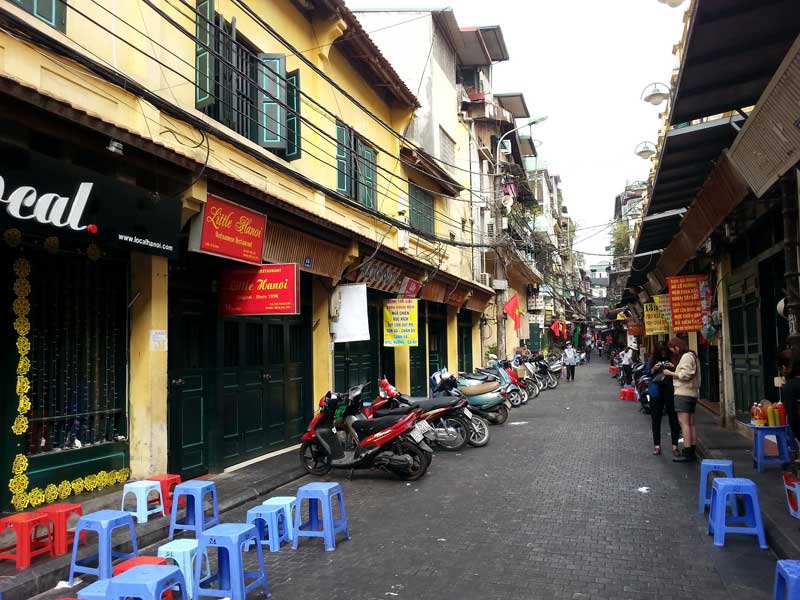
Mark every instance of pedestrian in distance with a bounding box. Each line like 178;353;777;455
598;341;603;357
662;337;700;463
585;340;592;363
778;349;800;447
647;342;680;457
563;342;578;381
621;346;634;385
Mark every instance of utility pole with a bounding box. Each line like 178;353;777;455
494;174;507;360
784;171;800;354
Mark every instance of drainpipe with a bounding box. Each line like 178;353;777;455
783;171;800;354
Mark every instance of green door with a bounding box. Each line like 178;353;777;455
168;293;215;479
457;315;473;374
428;317;447;378
410;306;427;396
728;284;762;420
334;302;381;392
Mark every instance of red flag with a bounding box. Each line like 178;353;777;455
560;322;567;339
550;319;560;337
503;294;521;330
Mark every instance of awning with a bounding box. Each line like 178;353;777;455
669;0;800;125
494;93;530;119
400;147;463;195
263;221;350;279
458;25;509;66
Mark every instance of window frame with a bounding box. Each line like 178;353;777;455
409;183;435;236
15;0;66;32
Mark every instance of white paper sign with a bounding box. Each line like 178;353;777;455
150;329;168;352
333;284;370;343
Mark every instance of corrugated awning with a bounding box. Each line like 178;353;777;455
494;93;530;119
669;0;800;125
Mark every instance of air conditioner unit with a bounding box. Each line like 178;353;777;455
487;217;509;237
493;278;508;291
477;272;492;287
397;229;410;250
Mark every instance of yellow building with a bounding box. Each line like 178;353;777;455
0;0;494;509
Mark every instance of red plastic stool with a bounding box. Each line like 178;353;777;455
37;503;84;556
147;474;184;515
113;556;172;599
0;512;54;569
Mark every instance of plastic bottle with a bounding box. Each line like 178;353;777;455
754;404;767;427
768;406;778;426
751;403;759;425
776;401;787;427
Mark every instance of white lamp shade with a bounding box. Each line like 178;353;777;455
643;90;670;105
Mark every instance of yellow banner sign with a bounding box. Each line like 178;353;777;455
644;302;669;335
383;299;419;347
653;294;672;329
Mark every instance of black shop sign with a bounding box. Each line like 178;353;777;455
0;142;181;258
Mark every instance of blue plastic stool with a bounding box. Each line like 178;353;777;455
749;424;792;473
68;509;138;585
707;478;768;549
246;504;288;552
77;578;110;600
292;482;350;552
262;496;297;541
194;524;270;600
698;459;736;514
107;564;188;599
169;480;219;540
774;560;800;600
158;538;211;599
121;480;165;524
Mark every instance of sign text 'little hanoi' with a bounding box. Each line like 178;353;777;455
0;176;95;232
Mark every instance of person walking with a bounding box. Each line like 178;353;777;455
598;341;603;357
621;346;634;385
585;340;593;363
663;337;700;463
563;342;578;382
647;343;681;457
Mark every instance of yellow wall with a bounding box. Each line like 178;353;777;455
128;253;169;479
446;306;458;373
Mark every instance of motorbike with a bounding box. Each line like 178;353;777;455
434;368;511;425
533;354;561;389
632;361;651;414
299;383;434;481
364;378;487;450
512;358;540;400
460;358;525;407
520;358;546;396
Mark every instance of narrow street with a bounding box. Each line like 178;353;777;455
210;362;775;600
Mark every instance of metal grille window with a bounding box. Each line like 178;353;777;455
24;252;128;455
410;184;435;235
439;127;455;175
13;0;66;32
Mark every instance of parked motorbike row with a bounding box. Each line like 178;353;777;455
298;352;567;481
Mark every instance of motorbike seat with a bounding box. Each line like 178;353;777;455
372;407;413;417
407;397;458;411
460;382;500;396
351;415;406;437
460;372;489;381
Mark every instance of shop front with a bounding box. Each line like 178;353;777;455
167;192;321;477
0;136;181;511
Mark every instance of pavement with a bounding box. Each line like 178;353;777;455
29;362;776;599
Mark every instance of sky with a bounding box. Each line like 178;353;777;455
345;0;687;260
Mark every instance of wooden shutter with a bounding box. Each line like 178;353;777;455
336;123;352;196
256;53;287;150
15;0;66;32
282;69;301;160
355;139;376;209
195;0;215;109
410;184;435;235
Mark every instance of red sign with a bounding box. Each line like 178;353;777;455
626;318;645;337
189;195;266;265
220;263;299;315
399;276;422;298
667;275;711;333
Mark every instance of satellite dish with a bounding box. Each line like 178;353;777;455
502;194;514;211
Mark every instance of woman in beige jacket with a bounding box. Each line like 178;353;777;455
662;337;700;463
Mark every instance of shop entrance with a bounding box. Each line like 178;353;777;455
457;312;474;374
409;306;427;396
168;255;312;476
727;268;762;420
427;303;448;377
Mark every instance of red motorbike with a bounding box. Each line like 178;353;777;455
300;383;434;481
361;378;474;451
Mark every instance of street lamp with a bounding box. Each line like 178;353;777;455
634;141;657;160
640;82;671;106
658;0;686;6
495;116;548;177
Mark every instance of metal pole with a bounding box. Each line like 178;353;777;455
785;171;800;353
495;177;507;360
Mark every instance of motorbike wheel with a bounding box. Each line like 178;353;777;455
299;440;331;476
494;404;509;425
390;441;430;481
526;380;540;400
509;390;523;407
436;416;470;451
547;374;559;389
467;416;490;447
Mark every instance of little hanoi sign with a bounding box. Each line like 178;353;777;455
220;263;299;315
189;195;267;265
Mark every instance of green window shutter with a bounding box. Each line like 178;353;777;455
256;53;287;150
14;0;66;31
282;69;301;160
410;184;435;235
195;0;215;109
336;122;352;196
355;139;376;209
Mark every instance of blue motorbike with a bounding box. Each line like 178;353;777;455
431;368;510;425
458;358;525;407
